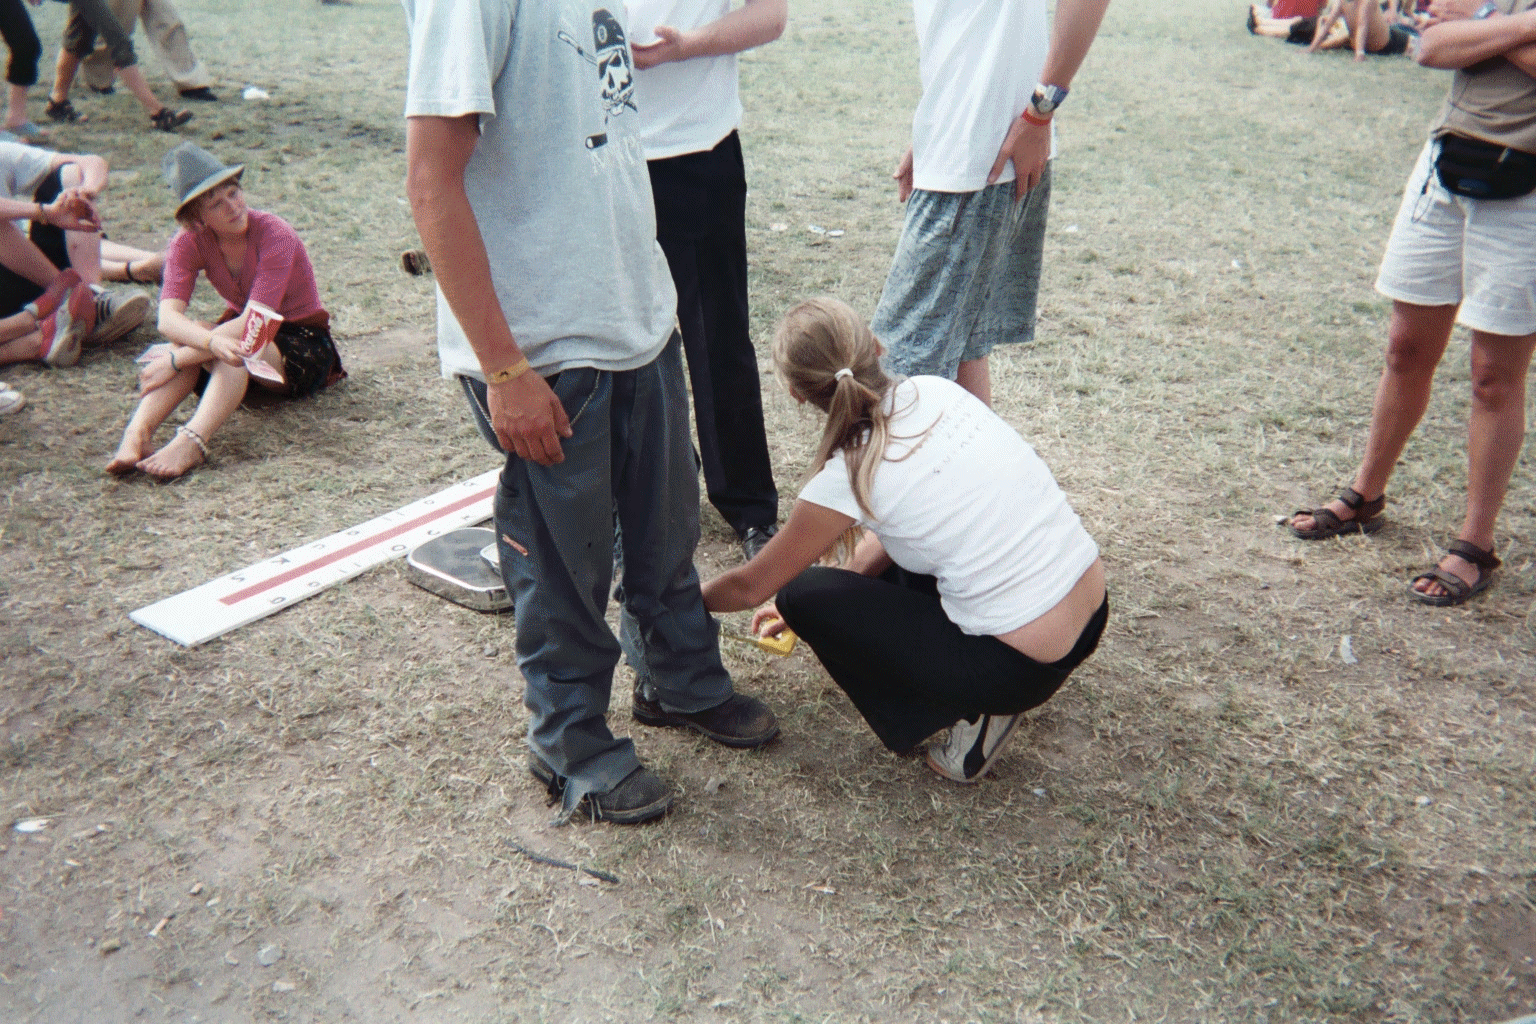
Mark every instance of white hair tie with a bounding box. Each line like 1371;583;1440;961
834;368;854;381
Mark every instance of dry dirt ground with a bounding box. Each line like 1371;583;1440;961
1;0;1533;1022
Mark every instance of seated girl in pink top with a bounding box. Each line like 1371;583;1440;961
108;143;345;479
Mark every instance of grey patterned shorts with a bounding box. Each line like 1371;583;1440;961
872;164;1052;380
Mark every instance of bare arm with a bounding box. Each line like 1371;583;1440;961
405;114;571;465
0;192;99;232
702;499;855;612
1311;0;1346;50
987;0;1112;198
157;298;244;364
631;0;787;69
1038;0;1113;88
846;530;893;577
1418;6;1536;66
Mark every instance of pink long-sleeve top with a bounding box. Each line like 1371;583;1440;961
160;209;328;326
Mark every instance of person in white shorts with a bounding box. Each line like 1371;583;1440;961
1290;0;1536;606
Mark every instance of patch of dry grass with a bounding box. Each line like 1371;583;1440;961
1;0;1533;1022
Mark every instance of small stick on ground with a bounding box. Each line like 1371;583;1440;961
502;837;619;884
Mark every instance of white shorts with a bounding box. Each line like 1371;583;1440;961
1375;140;1536;338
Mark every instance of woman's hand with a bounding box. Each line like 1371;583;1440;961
751;602;786;638
209;333;244;367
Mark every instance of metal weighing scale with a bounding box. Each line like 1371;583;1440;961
405;527;514;613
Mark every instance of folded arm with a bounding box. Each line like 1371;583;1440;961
1418;5;1536;67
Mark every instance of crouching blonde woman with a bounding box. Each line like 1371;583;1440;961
701;297;1108;783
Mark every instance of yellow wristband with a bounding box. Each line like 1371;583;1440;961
485;357;531;384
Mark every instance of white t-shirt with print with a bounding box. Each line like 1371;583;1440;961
626;0;742;159
798;376;1099;637
909;0;1055;193
402;0;677;379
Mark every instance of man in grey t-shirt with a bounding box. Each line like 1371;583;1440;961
403;0;778;825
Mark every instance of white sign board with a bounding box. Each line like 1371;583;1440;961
131;469;501;647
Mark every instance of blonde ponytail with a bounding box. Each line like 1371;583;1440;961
772;298;900;546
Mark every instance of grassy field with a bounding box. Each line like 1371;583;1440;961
1;0;1533;1022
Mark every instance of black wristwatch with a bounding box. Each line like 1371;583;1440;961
1029;83;1070;119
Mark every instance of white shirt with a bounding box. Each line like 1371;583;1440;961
626;0;743;159
798;377;1099;636
909;0;1054;193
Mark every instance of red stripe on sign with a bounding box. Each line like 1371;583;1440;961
218;485;497;605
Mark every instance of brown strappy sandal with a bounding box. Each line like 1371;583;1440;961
1290;486;1386;540
1409;539;1500;607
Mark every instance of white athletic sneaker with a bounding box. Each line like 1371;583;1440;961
0;381;23;415
925;713;1023;784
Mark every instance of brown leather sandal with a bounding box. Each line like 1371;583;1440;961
1409;539;1500;607
1290;487;1386;540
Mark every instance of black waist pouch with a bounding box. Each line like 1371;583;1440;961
1435;133;1536;200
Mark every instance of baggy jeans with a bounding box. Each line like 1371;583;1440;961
459;333;734;820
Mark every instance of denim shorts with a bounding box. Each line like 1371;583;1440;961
872;164;1052;380
1376;140;1536;337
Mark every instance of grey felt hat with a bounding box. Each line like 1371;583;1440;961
162;142;244;220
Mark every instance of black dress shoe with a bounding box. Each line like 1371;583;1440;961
632;688;779;748
740;524;778;561
178;87;219;102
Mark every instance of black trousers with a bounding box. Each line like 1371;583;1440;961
0;0;40;87
648;131;778;537
776;564;1109;755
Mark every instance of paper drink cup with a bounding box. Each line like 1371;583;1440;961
240;300;283;356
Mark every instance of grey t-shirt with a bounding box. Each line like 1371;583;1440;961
402;0;677;379
0;141;56;204
1433;0;1536;154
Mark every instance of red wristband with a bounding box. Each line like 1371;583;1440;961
1020;108;1052;128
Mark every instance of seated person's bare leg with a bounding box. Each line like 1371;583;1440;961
136;340;281;479
0;311;45;366
108;364;198;473
1350;0;1391;56
56;163;102;285
100;241;164;283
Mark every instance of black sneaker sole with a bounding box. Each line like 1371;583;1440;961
631;701;779;749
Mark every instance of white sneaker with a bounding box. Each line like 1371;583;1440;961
925;713;1022;784
0;381;23;415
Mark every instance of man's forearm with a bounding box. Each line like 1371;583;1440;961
405;116;523;375
1419;8;1536;67
680;0;786;58
1039;0;1111;87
